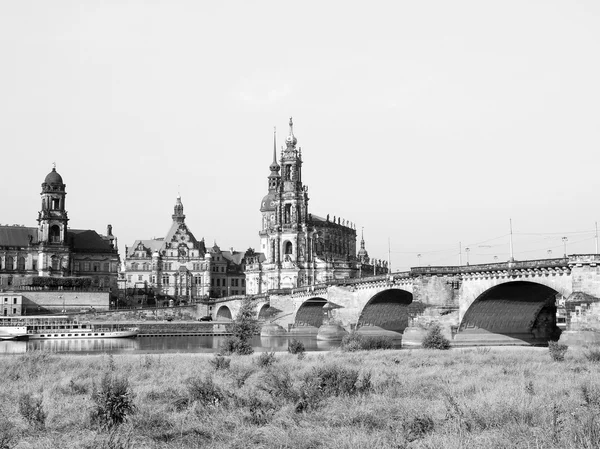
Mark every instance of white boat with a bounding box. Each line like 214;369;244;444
0;316;139;340
0;325;28;340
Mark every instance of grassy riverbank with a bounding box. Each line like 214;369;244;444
1;346;599;448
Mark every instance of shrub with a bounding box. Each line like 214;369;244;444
548;341;568;362
256;351;276;368
421;324;451;350
341;333;394;351
584;347;600;362
0;420;14;449
209;354;231;371
18;392;46;430
257;367;298;403
186;376;225;407
308;364;371;397
90;373;136;429
224;298;260;355
288;339;305;357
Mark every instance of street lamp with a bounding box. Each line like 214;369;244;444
60;295;64;313
417;254;422;266
493;255;498;262
465;247;470;265
562;237;568;258
547;249;552;258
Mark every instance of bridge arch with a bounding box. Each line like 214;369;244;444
216;305;232;320
358;288;421;333
258;304;273;320
294;297;328;327
458;281;561;344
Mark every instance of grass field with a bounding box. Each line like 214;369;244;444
1;346;600;448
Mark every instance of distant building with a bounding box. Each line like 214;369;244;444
245;119;387;294
0;167;120;312
124;197;246;303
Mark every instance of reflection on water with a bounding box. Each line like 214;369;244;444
0;335;342;355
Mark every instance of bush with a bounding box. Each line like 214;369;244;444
90;373;136;429
584;347;600;362
0;421;15;449
223;298;260;355
288;339;305;357
422;324;451;350
341;333;394;351
18;392;46;430
209;354;231;370
548;341;568;362
256;351;276;368
186;376;225;407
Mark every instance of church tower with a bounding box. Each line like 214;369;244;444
38;166;69;245
172;195;185;224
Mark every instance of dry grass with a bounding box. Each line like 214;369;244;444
1;346;599;448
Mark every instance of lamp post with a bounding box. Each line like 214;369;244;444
493;256;498;262
547;249;552;258
562;237;568;258
417;254;422;266
60;295;64;313
465;247;470;265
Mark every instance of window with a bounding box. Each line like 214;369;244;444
221;267;225;272
127;275;132;282
231;279;235;287
284;204;291;223
17;257;25;271
51;257;60;271
216;279;220;287
84;262;90;271
162;275;169;285
5;256;13;271
93;263;100;272
51;198;60;210
49;225;61;243
103;263;109;272
13;298;17;304
32;261;36;271
284;241;293;255
242;279;246;287
138;275;143;281
211;279;215;286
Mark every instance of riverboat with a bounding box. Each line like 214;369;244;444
0;325;28;340
0;316;139;340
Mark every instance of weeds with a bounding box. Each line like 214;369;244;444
209;354;231;371
422;324;451;350
584;347;600;362
341;332;394;351
18;391;46;430
256;351;276;368
90;373;136;429
548;341;568;361
186;375;226;407
0;421;15;449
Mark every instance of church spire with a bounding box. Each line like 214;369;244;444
285;116;297;148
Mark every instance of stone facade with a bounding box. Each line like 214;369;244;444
124;197;246;302
245;119;388;294
0;167;120;302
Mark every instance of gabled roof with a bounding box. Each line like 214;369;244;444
0;226;38;247
130;239;164;254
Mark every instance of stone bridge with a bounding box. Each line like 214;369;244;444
215;255;600;346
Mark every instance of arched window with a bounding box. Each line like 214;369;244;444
51;256;60;271
284;204;291;224
131;262;138;270
49;225;60;243
5;256;13;271
284;241;293;255
17;257;25;271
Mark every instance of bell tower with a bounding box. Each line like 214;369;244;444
172;195;186;224
38;166;69;245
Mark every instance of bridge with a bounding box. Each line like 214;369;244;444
213;254;600;346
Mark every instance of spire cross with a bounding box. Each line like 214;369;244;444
52;162;56;169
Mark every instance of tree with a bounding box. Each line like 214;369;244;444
225;298;260;355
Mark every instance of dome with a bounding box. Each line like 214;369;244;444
44;167;63;185
261;193;276;212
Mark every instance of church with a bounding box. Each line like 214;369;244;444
0;167;120;313
244;118;387;294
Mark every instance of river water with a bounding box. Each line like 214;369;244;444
0;335;343;355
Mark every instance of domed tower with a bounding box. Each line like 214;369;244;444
357;228;370;264
38;166;69;245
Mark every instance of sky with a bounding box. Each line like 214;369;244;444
1;1;600;271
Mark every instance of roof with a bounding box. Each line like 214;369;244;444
129;239;164;254
0;226;38;247
221;251;245;266
44;168;64;185
68;229;115;253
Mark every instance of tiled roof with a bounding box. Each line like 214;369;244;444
0;226;38;247
69;229;115;252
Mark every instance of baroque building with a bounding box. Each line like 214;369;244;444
0;167;120;298
245;119;387;294
124;196;246;303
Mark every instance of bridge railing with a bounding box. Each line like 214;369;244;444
410;257;569;275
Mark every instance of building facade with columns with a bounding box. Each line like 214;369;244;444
244;119;388;294
0;167;120;306
124;196;246;302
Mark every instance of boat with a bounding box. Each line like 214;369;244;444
0;316;139;340
0;325;28;340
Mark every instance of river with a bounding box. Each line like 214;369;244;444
0;335;344;355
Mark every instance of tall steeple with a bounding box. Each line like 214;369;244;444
38;165;69;245
357;227;370;263
172;195;185;223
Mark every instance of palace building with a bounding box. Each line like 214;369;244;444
244;119;387;294
0;167;120;312
124;196;246;302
